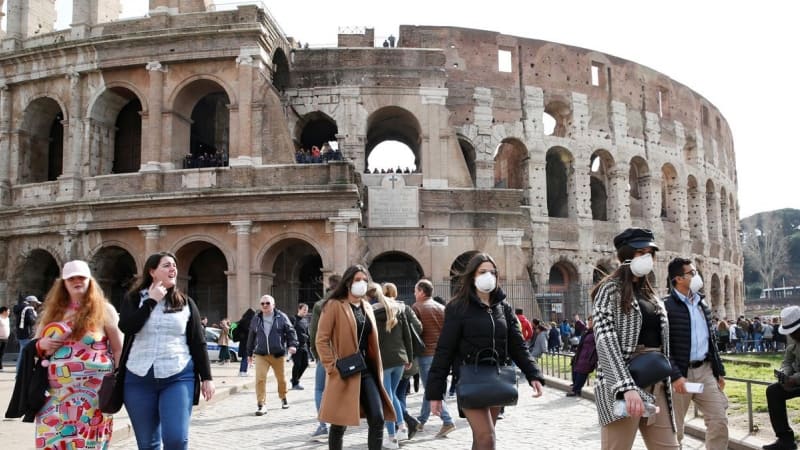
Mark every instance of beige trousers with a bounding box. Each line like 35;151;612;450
254;354;287;406
671;361;729;450
601;381;680;450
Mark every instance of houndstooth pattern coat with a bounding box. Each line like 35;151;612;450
592;279;675;430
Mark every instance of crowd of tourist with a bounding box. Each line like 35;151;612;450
295;143;343;164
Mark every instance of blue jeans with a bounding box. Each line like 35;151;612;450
124;360;195;450
753;332;763;352
15;338;31;375
314;361;326;426
417;355;453;425
382;365;405;435
239;355;248;373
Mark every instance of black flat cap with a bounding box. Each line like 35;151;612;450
613;228;659;250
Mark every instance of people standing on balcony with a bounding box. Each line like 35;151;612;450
592;228;679;449
664;257;728;449
21;260;122;449
120;252;215;450
763;305;800;450
316;265;395;450
426;252;544;449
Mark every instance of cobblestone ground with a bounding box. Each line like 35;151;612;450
112;361;707;450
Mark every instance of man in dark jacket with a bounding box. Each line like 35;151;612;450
14;295;40;374
664;257;728;450
289;303;310;390
764;305;800;450
247;295;298;416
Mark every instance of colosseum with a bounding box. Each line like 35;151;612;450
0;0;742;324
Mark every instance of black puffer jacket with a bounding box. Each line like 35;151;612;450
425;288;544;401
663;289;725;380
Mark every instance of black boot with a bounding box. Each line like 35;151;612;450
328;425;345;450
763;438;797;450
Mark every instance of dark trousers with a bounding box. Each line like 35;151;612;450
329;370;384;450
395;376;419;431
291;348;309;385
572;370;589;394
0;339;6;369
766;382;800;440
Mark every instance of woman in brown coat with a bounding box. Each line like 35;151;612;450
316;264;396;450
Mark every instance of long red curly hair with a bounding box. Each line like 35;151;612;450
36;277;109;340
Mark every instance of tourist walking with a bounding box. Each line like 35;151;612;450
426;252;544;449
592;228;679;449
316;265;395;450
120;252;215;450
290;303;310;390
569;316;597;397
233;308;255;376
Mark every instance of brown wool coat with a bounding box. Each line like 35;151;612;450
316;298;396;426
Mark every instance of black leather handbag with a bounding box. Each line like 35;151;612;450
455;348;518;409
628;351;672;388
336;352;367;378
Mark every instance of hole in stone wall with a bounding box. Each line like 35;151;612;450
367;140;417;173
498;49;512;73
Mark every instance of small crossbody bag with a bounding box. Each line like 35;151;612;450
335;310;368;378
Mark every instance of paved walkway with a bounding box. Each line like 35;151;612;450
0;360;774;449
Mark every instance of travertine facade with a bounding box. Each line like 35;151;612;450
0;1;743;323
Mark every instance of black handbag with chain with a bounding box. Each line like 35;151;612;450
455;348;519;409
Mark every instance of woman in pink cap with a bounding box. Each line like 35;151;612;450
33;259;124;449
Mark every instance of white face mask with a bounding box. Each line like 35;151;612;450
628;253;654;277
350;280;368;297
474;272;497;293
690;274;704;293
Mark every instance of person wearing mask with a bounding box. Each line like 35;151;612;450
592;228;679;449
25;261;123;449
290;303;310;390
120;252;215;450
763;306;800;450
316;265;395;450
0;306;9;371
368;282;414;448
308;273;341;441
664;257;728;449
426;252;544;449
247;295;298;415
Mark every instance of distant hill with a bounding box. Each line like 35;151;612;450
741;208;800;293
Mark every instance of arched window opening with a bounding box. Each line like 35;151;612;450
18;249;60;301
189;92;230;167
272;49;290;92
629;157;650;219
266;239;323;309
47;113;64;181
494;139;528;189
366;106;421;174
459;137;476;187
180;245;228;324
19;97;64;184
660;164;679;221
91;246;137;310
544;101;570;137
367;140;416;173
590;151;613;221
546;147;571;218
113;98;142;174
296;111;340;163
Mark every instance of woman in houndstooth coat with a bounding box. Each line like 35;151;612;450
592;228;679;449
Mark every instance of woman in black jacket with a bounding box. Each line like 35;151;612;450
119;251;215;450
426;252;544;449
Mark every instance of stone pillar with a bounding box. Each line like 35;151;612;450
420;88;448;188
573;146;592;220
60;230;78;261
330;218;350;276
149;0;211;14
473;87;495;189
3;0;56;51
428;235;449;282
609;162;631;226
58;71;83;202
144;62;166;171
138;225;161;256
231;50;256;167
230;220;252;316
497;229;524;279
0;84;11;205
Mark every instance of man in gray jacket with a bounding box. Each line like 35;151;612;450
247;295;298;416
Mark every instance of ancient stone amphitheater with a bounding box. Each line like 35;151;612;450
0;0;742;322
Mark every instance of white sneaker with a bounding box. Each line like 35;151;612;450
382;437;399;449
238;372;248;377
396;428;409;441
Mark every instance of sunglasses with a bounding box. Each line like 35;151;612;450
260;302;273;306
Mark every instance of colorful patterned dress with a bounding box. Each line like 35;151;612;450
35;321;114;449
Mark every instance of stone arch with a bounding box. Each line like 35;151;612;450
174;240;230;325
709;273;722;314
87;86;145;175
259;237;324;310
365;106;422;172
593;260;614;284
90;245;137;310
546;146;574;218
590;149;615;221
458;135;476;187
548;259;581;320
14;249;60;302
368;251;424;302
543;99;571;137
687;175;703;240
271;48;290;92
493;138;528;189
295;111;339;162
18;96;66;183
706;179;719;240
720;187;730;241
660;163;679;221
629;156;651;219
170;76;235;168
